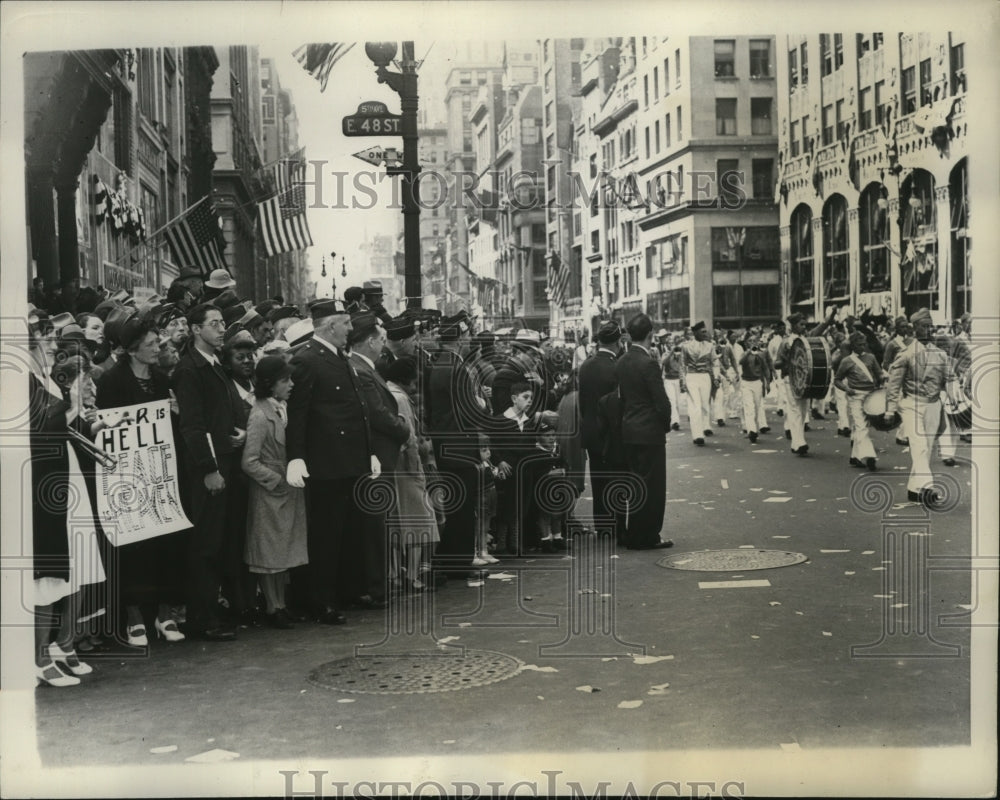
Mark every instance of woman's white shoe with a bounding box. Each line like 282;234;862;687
154;618;186;642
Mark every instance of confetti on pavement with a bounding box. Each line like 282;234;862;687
750;635;761;639
845;571;856;575
576;685;600;693
150;746;177;754
763;497;792;503
438;636;460;644
750;488;764;492
822;631;833;637
185;749;240;764
872;567;886;571
698;579;772;589
517;664;559;673
754;450;779;453
631;655;674;665
617;700;644;709
769;601;781;606
647;682;671;695
721;479;729;489
820;549;850;553
337;699;356;704
768;490;789;494
488;572;517;580
772;535;790;539
862;550;875;555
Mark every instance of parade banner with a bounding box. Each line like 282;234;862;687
94;400;191;546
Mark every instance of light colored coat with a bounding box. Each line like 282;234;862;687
241;397;308;571
388;383;440;546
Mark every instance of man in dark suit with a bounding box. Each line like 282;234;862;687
615;313;674;550
348;312;410;606
577;321;623;538
172;303;246;640
285;299;374;624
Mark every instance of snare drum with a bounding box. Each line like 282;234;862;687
942;391;973;431
862;388;901;432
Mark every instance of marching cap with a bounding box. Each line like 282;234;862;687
894;315;910;328
310;298;350;320
223;328;257;349
285;317;314;347
787;312;804;325
849;331;867;346
384;316;416;341
909;307;933;325
268;305;300;324
596;320;622;344
205;269;236;291
691;320;706;332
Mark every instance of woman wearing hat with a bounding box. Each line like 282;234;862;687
241;356;308;628
95;317;188;644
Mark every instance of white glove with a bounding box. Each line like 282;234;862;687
286;458;309;488
370;454;381;479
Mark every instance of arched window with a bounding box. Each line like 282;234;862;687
950;159;970;317
859;183;890;293
790;204;814;305
822;194;849;303
899;168;938;313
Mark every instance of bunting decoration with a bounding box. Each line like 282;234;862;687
292;43;356;92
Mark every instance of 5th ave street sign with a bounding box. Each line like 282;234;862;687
342;100;403;136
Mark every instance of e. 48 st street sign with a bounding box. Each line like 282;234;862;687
342;100;403;137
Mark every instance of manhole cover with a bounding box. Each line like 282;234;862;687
658;549;808;572
307;650;523;695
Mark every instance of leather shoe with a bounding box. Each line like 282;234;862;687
942;458;956;467
849;457;864;467
633;539;674;550
319;609;347;625
268;609;295;629
693;438;705;446
760;426;771;433
198;626;237;641
671;423;680;431
749;432;758;443
793;445;809;456
866;457;877;471
703;429;714;436
785;429;792;439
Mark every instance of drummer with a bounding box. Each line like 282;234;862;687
774;310;834;456
884;307;957;506
833;331;884;471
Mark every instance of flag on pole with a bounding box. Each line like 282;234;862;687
163;197;226;275
547;251;571;308
293;43;356;92
257;150;313;258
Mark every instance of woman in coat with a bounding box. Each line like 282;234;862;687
383;357;439;592
241;356;308;628
95;317;188;644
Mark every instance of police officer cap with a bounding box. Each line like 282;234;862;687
350;310;380;338
310;298;350;320
268;305;300;324
597;321;622;344
384;316;415;341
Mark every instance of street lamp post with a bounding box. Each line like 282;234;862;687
366;41;422;310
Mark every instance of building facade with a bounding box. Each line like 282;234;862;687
417;126;449;309
776;32;969;323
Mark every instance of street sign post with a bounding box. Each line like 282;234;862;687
342;101;403;137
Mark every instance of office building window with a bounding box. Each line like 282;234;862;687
663;58;670;93
790;120;800;157
800;42;809;84
874;81;886;127
138;48;157;121
675;48;681;85
644;127;650;159
902;66;917;114
834;33;844;69
751;97;772;135
644;75;649;107
653;67;659;97
714;40;736;77
750;39;771;77
951;42;966;94
789;47;799;88
654;120;661;153
822;104;834;146
664;113;671;147
677;105;683;140
820;34;832;76
717;159;740;206
716;99;737;136
859;87;872;130
752;159;773;199
836;99;847;141
919;57;933;106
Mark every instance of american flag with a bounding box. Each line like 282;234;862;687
163;197;226;275
292;43;356;92
257;150;313;258
547;251;571;308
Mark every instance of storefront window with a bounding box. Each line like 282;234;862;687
899;168;939;313
790;204;814;305
822;194;849;303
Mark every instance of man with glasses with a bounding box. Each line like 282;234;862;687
172;304;246;640
884;307;957;507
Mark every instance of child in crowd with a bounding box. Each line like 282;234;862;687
491;382;536;555
473;435;500;566
523;419;568;553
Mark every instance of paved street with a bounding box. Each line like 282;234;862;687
30;397;976;775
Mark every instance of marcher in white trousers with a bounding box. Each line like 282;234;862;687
783;380;809;450
664;378;682;430
740;379;766;435
685;373;713;441
834;386;850;433
847;394;877;461
899;396;943;493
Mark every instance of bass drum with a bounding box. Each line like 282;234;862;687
787;336;833;400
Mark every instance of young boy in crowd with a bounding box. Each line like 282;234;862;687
473;434;500;566
523;419;568;553
491;382;536;555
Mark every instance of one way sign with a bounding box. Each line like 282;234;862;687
351;147;402;166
